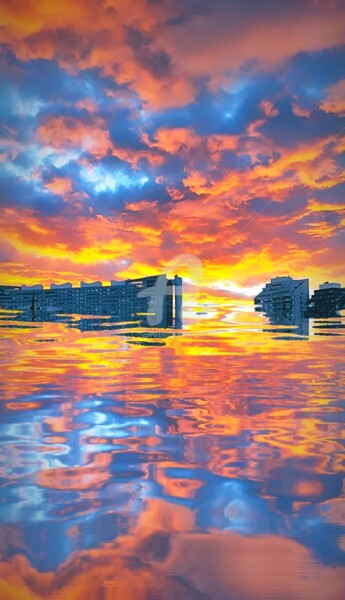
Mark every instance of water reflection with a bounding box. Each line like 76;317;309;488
0;309;344;598
263;317;309;338
255;304;345;339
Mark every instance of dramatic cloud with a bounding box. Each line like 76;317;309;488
0;0;345;294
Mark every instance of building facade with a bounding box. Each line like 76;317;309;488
254;276;309;321
308;282;345;317
0;274;183;328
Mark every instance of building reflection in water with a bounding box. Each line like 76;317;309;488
257;307;310;338
255;304;345;339
0;309;181;346
0;308;344;599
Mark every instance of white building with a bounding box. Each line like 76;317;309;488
254;276;309;320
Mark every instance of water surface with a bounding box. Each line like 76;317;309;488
0;308;344;599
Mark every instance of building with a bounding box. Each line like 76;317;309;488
50;283;72;289
254;276;309;321
308;282;345;317
0;285;21;311
319;282;341;290
80;281;102;288
0;274;183;328
20;284;43;290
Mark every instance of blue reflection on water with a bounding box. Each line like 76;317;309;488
0;312;344;588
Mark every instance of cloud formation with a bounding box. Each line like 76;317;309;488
0;0;345;294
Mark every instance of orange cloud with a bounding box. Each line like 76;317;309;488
291;103;312;118
260;100;279;117
37;116;113;158
156;3;345;96
44;177;73;197
320;79;345;115
2;0;345;109
143;127;202;155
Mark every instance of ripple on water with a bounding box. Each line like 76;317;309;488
0;312;344;596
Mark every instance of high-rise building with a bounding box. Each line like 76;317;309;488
0;274;183;328
254;276;309;321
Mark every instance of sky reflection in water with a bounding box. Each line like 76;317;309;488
0;308;344;599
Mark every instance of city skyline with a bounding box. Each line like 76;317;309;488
1;0;345;300
1;271;343;293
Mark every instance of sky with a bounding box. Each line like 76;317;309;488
0;0;345;298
